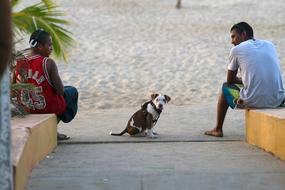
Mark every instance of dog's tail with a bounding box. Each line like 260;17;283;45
109;128;128;136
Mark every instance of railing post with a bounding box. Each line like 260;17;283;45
0;69;13;190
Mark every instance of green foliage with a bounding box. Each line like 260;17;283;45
12;0;75;62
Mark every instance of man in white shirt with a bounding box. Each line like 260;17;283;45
205;22;285;137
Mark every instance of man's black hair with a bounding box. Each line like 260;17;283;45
29;29;50;48
230;22;254;39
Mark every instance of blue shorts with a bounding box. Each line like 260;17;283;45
59;86;78;123
222;83;242;109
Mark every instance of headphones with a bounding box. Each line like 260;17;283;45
29;29;44;48
29;39;38;48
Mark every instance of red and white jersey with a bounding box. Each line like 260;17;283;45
15;54;66;115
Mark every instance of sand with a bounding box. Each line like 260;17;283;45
16;0;285;115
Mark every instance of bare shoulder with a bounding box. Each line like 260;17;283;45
45;58;58;73
46;57;57;66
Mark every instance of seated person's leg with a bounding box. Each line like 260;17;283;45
59;86;79;123
204;83;241;137
222;83;241;109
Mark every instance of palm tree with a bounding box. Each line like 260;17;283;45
12;0;74;62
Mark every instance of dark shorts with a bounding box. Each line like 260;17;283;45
222;83;242;109
59;86;78;123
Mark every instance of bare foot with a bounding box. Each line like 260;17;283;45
204;129;223;137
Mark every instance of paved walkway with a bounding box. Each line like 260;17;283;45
27;104;285;190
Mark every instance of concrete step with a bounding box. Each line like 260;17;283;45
245;108;285;161
11;114;57;190
27;142;285;190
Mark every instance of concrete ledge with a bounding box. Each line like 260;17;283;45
245;108;285;161
11;114;57;190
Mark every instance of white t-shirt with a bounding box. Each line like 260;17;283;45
228;39;285;108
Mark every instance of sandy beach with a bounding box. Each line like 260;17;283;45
17;0;285;115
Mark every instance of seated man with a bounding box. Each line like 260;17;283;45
205;22;285;137
13;29;78;140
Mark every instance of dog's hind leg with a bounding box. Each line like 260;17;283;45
131;131;146;137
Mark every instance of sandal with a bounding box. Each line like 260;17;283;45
204;130;223;137
57;133;70;141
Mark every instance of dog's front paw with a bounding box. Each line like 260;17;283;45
147;133;158;138
147;129;158;138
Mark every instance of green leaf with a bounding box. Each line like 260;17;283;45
11;83;35;91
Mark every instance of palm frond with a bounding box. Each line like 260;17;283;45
41;0;55;10
12;2;75;62
12;0;54;9
11;0;21;7
11;83;35;91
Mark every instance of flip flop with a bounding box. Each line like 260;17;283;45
57;133;70;141
204;130;223;137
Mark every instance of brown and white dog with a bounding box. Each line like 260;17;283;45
110;94;171;138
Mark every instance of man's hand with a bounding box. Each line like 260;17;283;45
236;98;246;109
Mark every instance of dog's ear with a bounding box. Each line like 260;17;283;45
151;93;159;100
164;95;171;103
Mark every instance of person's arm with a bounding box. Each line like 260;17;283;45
227;70;242;84
46;58;64;96
0;0;12;78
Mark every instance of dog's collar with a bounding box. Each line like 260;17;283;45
150;101;162;115
141;101;162;124
150;101;161;124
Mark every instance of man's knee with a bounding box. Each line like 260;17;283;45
221;83;229;95
70;86;78;98
64;86;78;98
222;82;231;88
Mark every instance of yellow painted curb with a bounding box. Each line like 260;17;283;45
245;108;285;161
11;114;57;190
